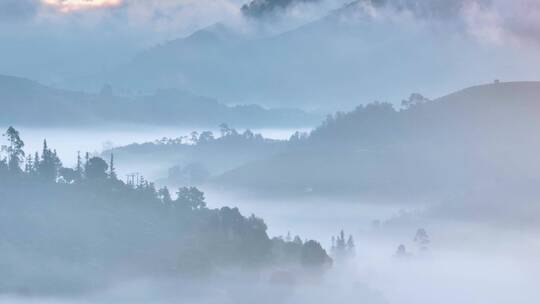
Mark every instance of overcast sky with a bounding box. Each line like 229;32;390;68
1;0;539;100
2;0;538;43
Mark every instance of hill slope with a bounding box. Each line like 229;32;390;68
213;82;540;204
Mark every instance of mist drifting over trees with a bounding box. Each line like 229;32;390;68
0;127;331;296
2;1;540;303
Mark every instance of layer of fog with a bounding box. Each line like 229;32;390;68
1;125;308;168
2;125;538;303
203;189;540;304
2;187;538;303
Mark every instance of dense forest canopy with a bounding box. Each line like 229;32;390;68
0;127;331;295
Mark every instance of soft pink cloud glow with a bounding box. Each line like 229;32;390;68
41;0;122;12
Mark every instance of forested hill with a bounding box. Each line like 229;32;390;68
101;125;290;186
0;127;331;295
308;81;540;146
213;82;540;205
0;74;317;128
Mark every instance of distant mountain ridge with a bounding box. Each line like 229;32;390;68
0;74;318;128
67;1;537;110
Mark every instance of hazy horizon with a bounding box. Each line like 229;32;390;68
1;1;540;303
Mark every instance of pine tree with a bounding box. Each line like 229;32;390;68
33;152;39;176
331;229;354;260
24;154;33;174
347;235;355;253
38;140;61;182
2;127;25;173
336;230;346;252
285;231;292;242
109;153;117;180
52;149;62;170
75;151;83;181
42;139;48;156
0;157;7;174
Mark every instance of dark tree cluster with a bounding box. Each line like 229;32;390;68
0;127;331;295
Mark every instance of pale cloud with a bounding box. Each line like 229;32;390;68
2;0;539;53
120;0;243;35
462;1;506;44
1;0;539;86
27;0;246;40
3;0;540;47
468;0;540;48
361;0;540;47
41;0;123;12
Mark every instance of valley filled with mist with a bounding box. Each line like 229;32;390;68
2;0;540;303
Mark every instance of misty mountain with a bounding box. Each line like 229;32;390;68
0;74;317;128
212;82;540;209
71;2;535;110
4;1;540;303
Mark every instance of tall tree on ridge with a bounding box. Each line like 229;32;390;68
109;153;117;180
2;127;25;173
38;140;62;182
75;151;83;181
